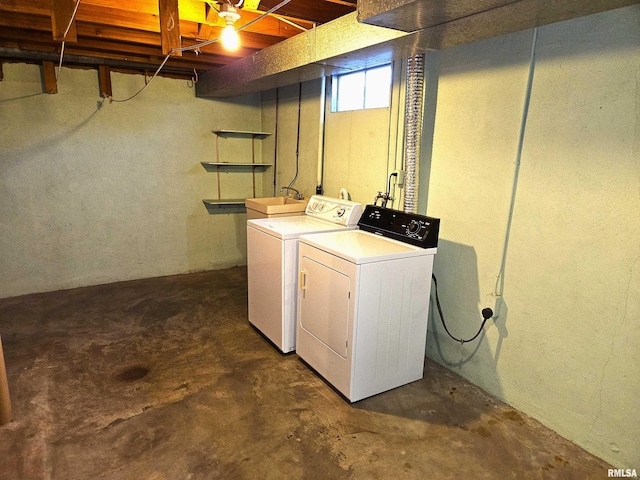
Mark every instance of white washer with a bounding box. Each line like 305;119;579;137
246;195;362;353
296;206;440;402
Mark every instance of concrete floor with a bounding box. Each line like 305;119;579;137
0;267;611;479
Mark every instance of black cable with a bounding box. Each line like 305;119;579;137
431;274;492;345
286;82;302;191
272;88;279;196
387;172;397;197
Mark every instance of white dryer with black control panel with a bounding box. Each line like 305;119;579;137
296;205;440;402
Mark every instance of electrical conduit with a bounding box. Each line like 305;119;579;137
493;28;538;297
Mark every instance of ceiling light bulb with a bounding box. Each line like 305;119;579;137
218;3;241;51
222;22;239;51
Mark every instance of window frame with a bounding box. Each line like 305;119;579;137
330;63;393;113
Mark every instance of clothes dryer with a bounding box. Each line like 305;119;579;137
296;205;440;401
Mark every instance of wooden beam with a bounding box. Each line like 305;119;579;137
254;0;355;24
0;13;284;51
41;60;57;93
0;3;304;40
158;0;182;56
98;64;111;97
50;0;78;42
0;0;47;15
323;0;357;6
197;3;218;41
0;31;249;68
0;46;235;76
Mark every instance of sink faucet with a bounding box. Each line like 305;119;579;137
374;191;392;208
373;172;398;208
280;186;303;200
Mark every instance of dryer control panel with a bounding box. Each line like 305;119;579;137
358;205;440;248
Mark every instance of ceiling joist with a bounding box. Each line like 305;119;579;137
98;65;112;97
158;0;182;55
50;0;78;42
41;60;58;93
0;0;357;78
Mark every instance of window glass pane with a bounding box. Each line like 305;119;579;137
364;65;392;109
331;64;393;112
336;71;365;112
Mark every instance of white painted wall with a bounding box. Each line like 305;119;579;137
260;80;323;199
424;6;640;469
323;64;406;206
0;64;263;299
323;93;393;203
260;67;405;208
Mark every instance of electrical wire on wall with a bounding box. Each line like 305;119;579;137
433;27;539;345
283;82;302;192
272;88;280;196
108;0;293;103
381;60;402;210
493;27;538;298
315;75;327;195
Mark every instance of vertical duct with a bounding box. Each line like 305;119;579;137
402;54;425;213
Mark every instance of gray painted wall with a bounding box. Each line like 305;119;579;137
0;65;262;298
260;81;323;199
425;6;639;469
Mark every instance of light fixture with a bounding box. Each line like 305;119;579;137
219;3;241;51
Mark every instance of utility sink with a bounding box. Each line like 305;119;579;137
245;197;309;219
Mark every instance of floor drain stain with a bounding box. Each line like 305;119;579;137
116;366;149;381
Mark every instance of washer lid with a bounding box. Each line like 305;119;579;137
247;216;356;240
299;230;437;264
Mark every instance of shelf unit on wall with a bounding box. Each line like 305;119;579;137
202;130;272;212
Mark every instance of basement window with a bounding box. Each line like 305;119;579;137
331;64;392;112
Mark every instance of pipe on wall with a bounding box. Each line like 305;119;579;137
402;54;425;213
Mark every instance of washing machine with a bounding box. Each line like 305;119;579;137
246;195;362;353
296;205;440;402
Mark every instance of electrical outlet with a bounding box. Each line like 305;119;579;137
484;293;502;319
393;170;405;187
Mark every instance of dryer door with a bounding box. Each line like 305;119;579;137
299;256;350;358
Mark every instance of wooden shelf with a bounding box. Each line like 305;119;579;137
212;130;271;138
202;199;247;215
202;199;246;207
201;162;272;171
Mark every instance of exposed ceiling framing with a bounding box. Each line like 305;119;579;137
0;0;356;80
2;0;637;98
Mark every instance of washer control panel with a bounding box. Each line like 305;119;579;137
305;195;363;226
358;205;440;248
